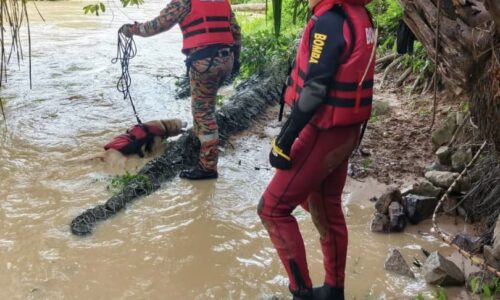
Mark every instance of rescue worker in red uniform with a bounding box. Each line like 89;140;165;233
121;0;241;180
257;0;375;299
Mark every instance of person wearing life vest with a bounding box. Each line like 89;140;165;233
120;0;241;180
257;0;375;299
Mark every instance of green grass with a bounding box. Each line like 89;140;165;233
108;171;152;194
236;0;302;79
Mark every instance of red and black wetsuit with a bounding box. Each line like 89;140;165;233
258;0;374;296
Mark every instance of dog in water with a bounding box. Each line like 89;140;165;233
101;119;185;164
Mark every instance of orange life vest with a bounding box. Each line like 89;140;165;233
283;0;375;128
180;0;235;52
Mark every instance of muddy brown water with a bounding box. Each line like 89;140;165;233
0;1;476;299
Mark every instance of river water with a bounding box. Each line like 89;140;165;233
0;1;475;299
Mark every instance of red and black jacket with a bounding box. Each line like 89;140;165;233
179;0;235;52
283;0;375;129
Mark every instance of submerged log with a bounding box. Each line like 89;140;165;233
70;64;287;236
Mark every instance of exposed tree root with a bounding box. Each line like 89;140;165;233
381;55;404;87
396;66;412;86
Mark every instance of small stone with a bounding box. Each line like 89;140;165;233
375;187;402;214
403;194;438;224
388;202;406;232
425;161;452;172
425;171;460;189
423;252;465;286
384;248;415;278
451;147;473;172
412;181;443;198
370;213;390;233
400;185;413;196
451;233;482;253
459;176;472;192
372;100;391;116
441;196;458;216
436;146;452;166
483;246;500;269
431;114;457;148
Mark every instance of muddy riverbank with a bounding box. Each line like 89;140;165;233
0;1;479;299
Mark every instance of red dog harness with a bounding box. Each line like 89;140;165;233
104;124;165;157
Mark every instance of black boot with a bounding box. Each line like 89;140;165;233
179;165;218;180
312;284;344;300
291;287;313;300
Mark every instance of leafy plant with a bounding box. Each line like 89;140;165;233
432;287;447;300
108;171;152;193
415;293;426;300
216;95;224;106
240;29;298;78
83;3;105;16
469;275;500;298
83;0;144;15
367;0;403;38
362;158;372;170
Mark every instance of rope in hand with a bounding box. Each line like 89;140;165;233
112;30;142;125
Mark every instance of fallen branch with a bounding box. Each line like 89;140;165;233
431;141;500;277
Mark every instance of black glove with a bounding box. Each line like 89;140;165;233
269;117;299;170
120;23;136;37
269;103;316;170
270;138;292;170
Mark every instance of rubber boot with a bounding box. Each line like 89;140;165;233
312;284;344;300
291;286;313;300
179;165;218;180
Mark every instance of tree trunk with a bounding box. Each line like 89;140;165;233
398;0;500;151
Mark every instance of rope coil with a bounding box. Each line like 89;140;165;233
112;30;142;124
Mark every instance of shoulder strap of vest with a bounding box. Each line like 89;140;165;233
334;5;356;64
311;5;355;64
